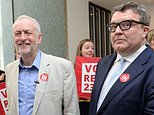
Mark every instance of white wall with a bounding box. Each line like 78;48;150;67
67;0;89;64
0;0;14;69
147;5;154;29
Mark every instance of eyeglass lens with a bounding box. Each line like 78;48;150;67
108;20;145;32
108;20;131;32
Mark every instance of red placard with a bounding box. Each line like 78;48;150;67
0;82;8;115
75;56;100;100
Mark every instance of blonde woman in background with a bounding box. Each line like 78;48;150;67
75;39;94;115
76;39;94;57
147;29;154;50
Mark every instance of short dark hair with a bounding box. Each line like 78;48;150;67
111;1;151;26
0;70;5;76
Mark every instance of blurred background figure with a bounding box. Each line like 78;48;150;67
147;29;154;50
75;39;94;115
0;70;5;83
76;39;94;57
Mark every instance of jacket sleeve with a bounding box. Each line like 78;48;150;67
63;61;80;115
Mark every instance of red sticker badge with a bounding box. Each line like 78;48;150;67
40;73;48;81
120;73;130;83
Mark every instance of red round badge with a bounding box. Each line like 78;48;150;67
119;73;130;83
40;73;48;81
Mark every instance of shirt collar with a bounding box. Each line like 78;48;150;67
115;54;121;63
19;50;41;69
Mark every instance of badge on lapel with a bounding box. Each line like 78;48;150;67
119;73;130;83
40;73;48;81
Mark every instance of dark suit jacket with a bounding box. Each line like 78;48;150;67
89;46;154;115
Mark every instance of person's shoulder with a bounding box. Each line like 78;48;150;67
99;53;116;61
149;50;154;61
5;59;19;71
144;46;154;60
6;59;19;67
42;52;71;64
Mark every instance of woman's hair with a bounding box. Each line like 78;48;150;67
0;70;5;75
147;29;154;43
76;39;94;56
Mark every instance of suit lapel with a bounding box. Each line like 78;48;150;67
32;53;50;115
14;61;20;115
95;54;116;95
92;54;116;112
97;47;152;114
8;60;20;115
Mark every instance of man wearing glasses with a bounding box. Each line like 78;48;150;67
89;1;154;115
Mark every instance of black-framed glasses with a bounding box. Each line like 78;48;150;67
108;20;147;32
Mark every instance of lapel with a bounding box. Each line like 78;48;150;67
14;60;20;115
97;47;153;114
32;53;50;115
93;54;116;111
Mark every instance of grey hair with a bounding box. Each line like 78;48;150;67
111;1;151;26
12;15;41;33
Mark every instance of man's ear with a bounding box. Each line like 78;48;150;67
38;33;42;44
143;26;149;38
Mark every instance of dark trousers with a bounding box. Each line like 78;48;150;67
79;102;90;115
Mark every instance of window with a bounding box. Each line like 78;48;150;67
89;2;114;57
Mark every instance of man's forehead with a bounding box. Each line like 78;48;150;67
111;10;140;22
13;20;35;31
